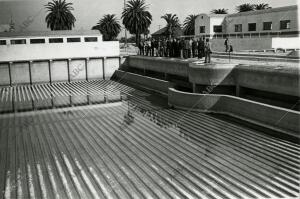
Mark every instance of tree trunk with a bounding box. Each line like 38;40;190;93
135;32;140;46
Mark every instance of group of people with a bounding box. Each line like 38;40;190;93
138;37;212;63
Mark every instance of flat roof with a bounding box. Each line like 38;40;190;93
0;30;101;38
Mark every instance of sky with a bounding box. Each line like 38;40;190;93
0;0;298;37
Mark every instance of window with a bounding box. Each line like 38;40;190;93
67;37;81;43
280;20;290;30
30;39;45;44
234;24;242;32
248;23;256;31
263;22;272;30
200;26;205;33
0;40;6;45
84;37;98;42
213;25;222;33
49;38;64;43
10;39;26;45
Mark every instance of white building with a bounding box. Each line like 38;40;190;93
194;5;299;51
0;30;121;86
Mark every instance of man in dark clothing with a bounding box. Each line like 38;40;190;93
162;39;167;57
197;37;205;59
179;38;184;58
204;38;212;63
138;40;144;55
192;39;198;58
224;38;229;52
154;39;159;56
166;39;171;57
172;38;177;58
151;38;155;56
183;39;189;59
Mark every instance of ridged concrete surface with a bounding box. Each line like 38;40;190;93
0;80;299;199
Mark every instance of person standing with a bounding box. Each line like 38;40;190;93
146;39;151;56
162;38;167;57
179;38;184;59
172;38;177;58
204;38;212;63
157;38;162;57
184;39;189;59
189;38;193;58
166;39;171;57
224;37;229;52
151;38;155;56
192;38;198;58
139;39;144;55
197;37;205;59
153;38;158;57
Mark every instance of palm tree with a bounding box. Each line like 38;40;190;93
92;14;121;41
161;14;181;38
45;0;76;30
211;8;228;14
122;0;152;45
236;3;255;13
183;14;197;35
255;3;271;10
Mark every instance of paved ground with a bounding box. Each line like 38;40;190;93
0;80;299;199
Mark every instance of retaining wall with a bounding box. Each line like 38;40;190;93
210;37;300;51
168;88;300;136
114;70;170;94
127;56;300;98
127;56;189;77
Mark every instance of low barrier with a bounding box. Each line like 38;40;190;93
125;56;300;98
127;56;189;77
168;88;300;137
114;70;170;94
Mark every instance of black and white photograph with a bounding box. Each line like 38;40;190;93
0;0;299;198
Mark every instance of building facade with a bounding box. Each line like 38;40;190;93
194;5;299;51
0;30;121;86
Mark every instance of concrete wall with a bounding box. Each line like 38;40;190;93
127;56;189;77
0;63;10;85
236;65;299;97
211;37;273;51
51;60;68;82
87;58;103;80
189;63;236;85
272;37;300;49
168;88;300;135
105;58;120;79
210;37;300;51
0;40;119;62
114;70;170;94
70;59;86;81
0;56;121;85
31;61;50;83
126;57;300;98
11;62;30;85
